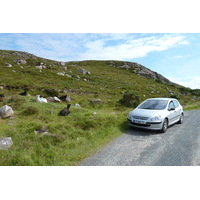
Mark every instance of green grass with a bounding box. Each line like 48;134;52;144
0;95;128;165
0;50;200;165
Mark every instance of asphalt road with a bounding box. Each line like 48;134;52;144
81;109;200;166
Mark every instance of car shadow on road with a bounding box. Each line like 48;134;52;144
125;126;161;136
120;121;162;136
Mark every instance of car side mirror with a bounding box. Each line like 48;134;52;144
168;108;175;111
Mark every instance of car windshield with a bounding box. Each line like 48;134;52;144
138;100;168;110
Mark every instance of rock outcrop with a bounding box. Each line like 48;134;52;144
108;61;170;84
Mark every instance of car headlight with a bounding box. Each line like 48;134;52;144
128;112;133;119
150;115;161;122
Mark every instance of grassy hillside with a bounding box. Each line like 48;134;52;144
0;50;200;165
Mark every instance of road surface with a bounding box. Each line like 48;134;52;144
81;109;200;166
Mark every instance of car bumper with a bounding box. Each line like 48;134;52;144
127;118;163;130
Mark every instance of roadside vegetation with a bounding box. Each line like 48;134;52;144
0;50;200;165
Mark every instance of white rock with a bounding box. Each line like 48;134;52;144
0;137;13;150
57;72;65;76
0;105;14;119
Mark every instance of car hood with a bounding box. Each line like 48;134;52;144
129;108;165;118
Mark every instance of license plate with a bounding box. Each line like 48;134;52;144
133;120;145;124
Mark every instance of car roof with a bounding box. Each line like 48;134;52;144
146;98;177;101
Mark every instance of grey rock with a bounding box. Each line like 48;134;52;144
35;65;43;70
35;63;47;70
57;61;66;66
66;74;72;78
66;97;71;102
0;105;14;119
14;59;27;64
57;72;65;76
90;99;101;104
79;68;90;75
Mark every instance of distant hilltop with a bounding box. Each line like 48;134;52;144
0;49;171;85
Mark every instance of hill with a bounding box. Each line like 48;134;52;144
0;49;200;165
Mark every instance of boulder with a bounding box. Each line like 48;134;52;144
79;68;90;75
59;95;71;102
57;72;65;76
35;65;43;70
47;96;61;103
65;97;71;102
0;105;14;119
14;59;27;64
90;99;101;104
66;74;72;78
0;137;13;150
57;61;66;66
35;63;47;69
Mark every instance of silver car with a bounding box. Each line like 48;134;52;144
127;98;184;133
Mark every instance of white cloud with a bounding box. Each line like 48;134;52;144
79;34;188;60
173;54;191;59
0;33;189;61
168;76;200;89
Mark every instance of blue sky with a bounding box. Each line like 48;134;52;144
1;33;200;89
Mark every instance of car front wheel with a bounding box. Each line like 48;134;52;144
178;113;184;124
161;118;168;133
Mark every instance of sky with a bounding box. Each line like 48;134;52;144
0;33;200;89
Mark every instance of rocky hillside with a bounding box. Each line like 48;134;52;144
106;60;171;84
0;49;198;107
0;50;170;82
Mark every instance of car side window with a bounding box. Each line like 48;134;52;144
173;100;179;108
168;101;175;110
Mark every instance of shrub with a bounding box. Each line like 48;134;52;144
191;89;200;96
120;90;140;107
169;94;180;100
21;106;39;116
43;88;59;96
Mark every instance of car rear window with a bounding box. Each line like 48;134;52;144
138;100;168;110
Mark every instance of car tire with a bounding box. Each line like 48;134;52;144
161;118;168;133
178;113;184;124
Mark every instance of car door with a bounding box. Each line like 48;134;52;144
173;100;182;120
168;101;177;125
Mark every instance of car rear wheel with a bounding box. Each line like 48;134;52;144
161;118;168;133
